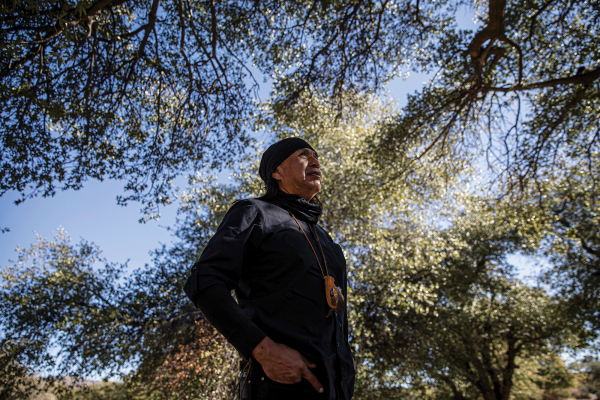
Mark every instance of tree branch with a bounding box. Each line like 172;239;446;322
210;0;218;59
482;65;600;93
523;66;600;89
525;0;559;44
137;0;160;59
556;214;600;257
1;0;134;76
500;334;517;400
468;0;507;63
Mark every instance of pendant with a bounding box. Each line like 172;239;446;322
324;276;343;310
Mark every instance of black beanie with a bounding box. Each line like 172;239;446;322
259;138;315;183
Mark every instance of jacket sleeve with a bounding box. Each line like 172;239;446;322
195;284;266;358
183;200;266;357
184;199;261;300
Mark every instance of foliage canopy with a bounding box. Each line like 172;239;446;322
7;0;597;209
0;0;438;213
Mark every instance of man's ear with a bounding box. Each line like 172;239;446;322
272;167;282;181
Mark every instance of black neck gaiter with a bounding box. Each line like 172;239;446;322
272;190;322;224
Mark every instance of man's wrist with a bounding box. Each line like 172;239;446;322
251;336;273;363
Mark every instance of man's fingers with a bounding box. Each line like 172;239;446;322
300;354;316;368
302;367;324;393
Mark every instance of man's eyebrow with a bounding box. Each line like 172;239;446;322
300;148;318;158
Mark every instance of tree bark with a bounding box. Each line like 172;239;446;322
468;0;507;62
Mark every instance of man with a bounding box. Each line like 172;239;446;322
184;138;355;399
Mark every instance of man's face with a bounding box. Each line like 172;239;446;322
272;148;322;201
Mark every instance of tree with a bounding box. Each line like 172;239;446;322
3;0;598;215
540;154;600;331
374;0;599;196
0;354;46;400
1;0;262;214
259;0;600;199
571;356;600;397
351;195;588;400
0;225;239;399
0;0;440;213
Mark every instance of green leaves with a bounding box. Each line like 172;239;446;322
0;225;218;397
540;156;600;332
1;0;256;214
0;0;452;214
0;229;130;377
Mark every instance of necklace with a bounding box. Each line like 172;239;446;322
288;210;344;313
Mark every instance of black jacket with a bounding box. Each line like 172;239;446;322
184;198;355;399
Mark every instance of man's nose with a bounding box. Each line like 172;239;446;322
310;156;320;167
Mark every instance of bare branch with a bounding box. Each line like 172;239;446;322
468;0;507;63
483;65;600;93
137;0;160;59
523;66;600;89
525;0;559;44
1;0;135;76
210;0;218;59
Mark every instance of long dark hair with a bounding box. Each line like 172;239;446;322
258;177;323;207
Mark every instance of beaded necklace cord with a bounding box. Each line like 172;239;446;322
288;210;329;278
288;210;343;312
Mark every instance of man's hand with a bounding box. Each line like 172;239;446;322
251;337;324;393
